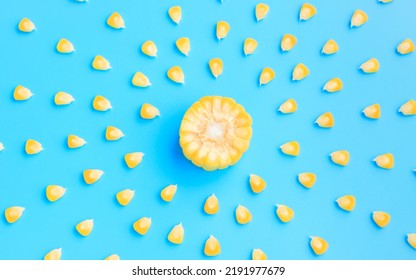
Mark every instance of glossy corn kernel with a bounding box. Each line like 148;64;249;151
336;195;356;211
141;40;158;57
259;67;275;85
373;153;394;169
310;236;329;255
249;174;266;193
252;249;267;260
107;12;125;29
168;6;182;24
167;66;185;84
399;100;416;115
407;233;416;249
315;112;334;128
351;10;368;28
323;78;343;92
299;3;317;21
168;223;184;244
216;21;230;40
280;141;300;156
92;95;112;111
140;103;160;119
209;58;223;78
322;39;339;55
92;55;111;70
204;194;219;215
235;205;252;224
83;169;104;184
56;39;74;53
46;185;66;202
124;152;144;168
4;206;25;223
44;248;62;260
298;172;316;188
76;219;94;236
116;189;135;206
397;39;415;55
281;34;297;51
176;37;190;56
105;126;124;141
13;85;33;101
360;58;380;73
363;104;381;119
243;38;258;55
378;0;393;3
67;135;86;149
330;150;350;166
133;217;152;235
132;72;151;87
104;254;120;260
0;143;4;151
276;204;294;223
372;211;390;228
278;99;297;114
161;184;177;202
292;63;310;81
255;3;269;21
25;139;43;155
18;18;35;32
204;235;221;256
54;91;75;105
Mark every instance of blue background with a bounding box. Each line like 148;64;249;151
0;0;415;260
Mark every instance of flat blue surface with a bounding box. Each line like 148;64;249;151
0;0;415;260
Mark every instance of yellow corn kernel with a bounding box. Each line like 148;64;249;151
310;236;329;255
351;10;368;28
252;249;267;260
116;189;135;206
407;233;416;250
399;100;416;115
54;91;75;105
76;219;94;236
0;142;4;151
141;40;158;57
397;39;415;55
209;58;223;78
336;195;356;211
167;66;185;84
105;126;124;141
46;185;66;202
278;98;297;114
281;34;297;51
204;235;221;256
67;135;86;149
235;205;252;224
83;169;104;184
168;223;184;244
315;112;334;128
13;85;33;101
44;248;62;260
25;139;43;155
378;0;393;3
373;153;394;169
92;95;112;111
323;78;343;92
276;204;294;223
92;55;111;70
132;72;151;87
299;3;317;21
255;3;269;21
363;104;381;119
140;103;160;119
243;38;258;55
107;12;125;29
322;39;339;55
176;37;190;56
161;184;177;202
330;150;350;166
280;141;300;156
292;63;310;81
18;18;35;32
249;174;266;193
168;6;182;24
360;58;380;73
4;206;25;223
56;39;74;53
124;152;144;168
259;67;275;85
133;217;152;235
104;254;120;260
216;21;230;40
372;211;390;228
204;194;219;215
298;172;316;188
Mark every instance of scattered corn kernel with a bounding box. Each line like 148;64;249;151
204;235;221;256
276;204;294;223
280;141;300;156
46;185;66;202
204;194;219;215
292;63;310;81
141;40;158;57
54;91;75;105
18;18;35;32
105;126;124;141
176;37;190;56
44;248;62;260
140;103;160;119
104;254;120;260
56;39;74;53
278;99;297;114
281;34;297;51
209;58;223;78
399;100;416;115
372;211;390;228
323;78;343;92
107;12;125;29
322;39;339;55
83;169;104;184
116;189;135;206
216;21;230;40
124;152;144;168
310;236;329;255
235;205;252;224
373;153;394;169
407;233;416;249
167;66;185;84
0;142;4;151
76;219;94;236
168;6;182;24
351;10;368;28
25;139;43;155
378;0;393;3
13;85;33;101
168;223;184;244
360;58;380;73
133;217;152;235
244;38;258;55
336;195;356;211
161;184;177;202
299;3;317;21
259;67;275;85
132;72;151;87
92;95;112;111
4;206;25;223
363;104;381;119
298;172;316;188
315;112;334;128
397;39;415;55
330;150;350;166
255;3;270;21
249;174;266;193
252;249;267;260
92;55;111;70
67;135;86;149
